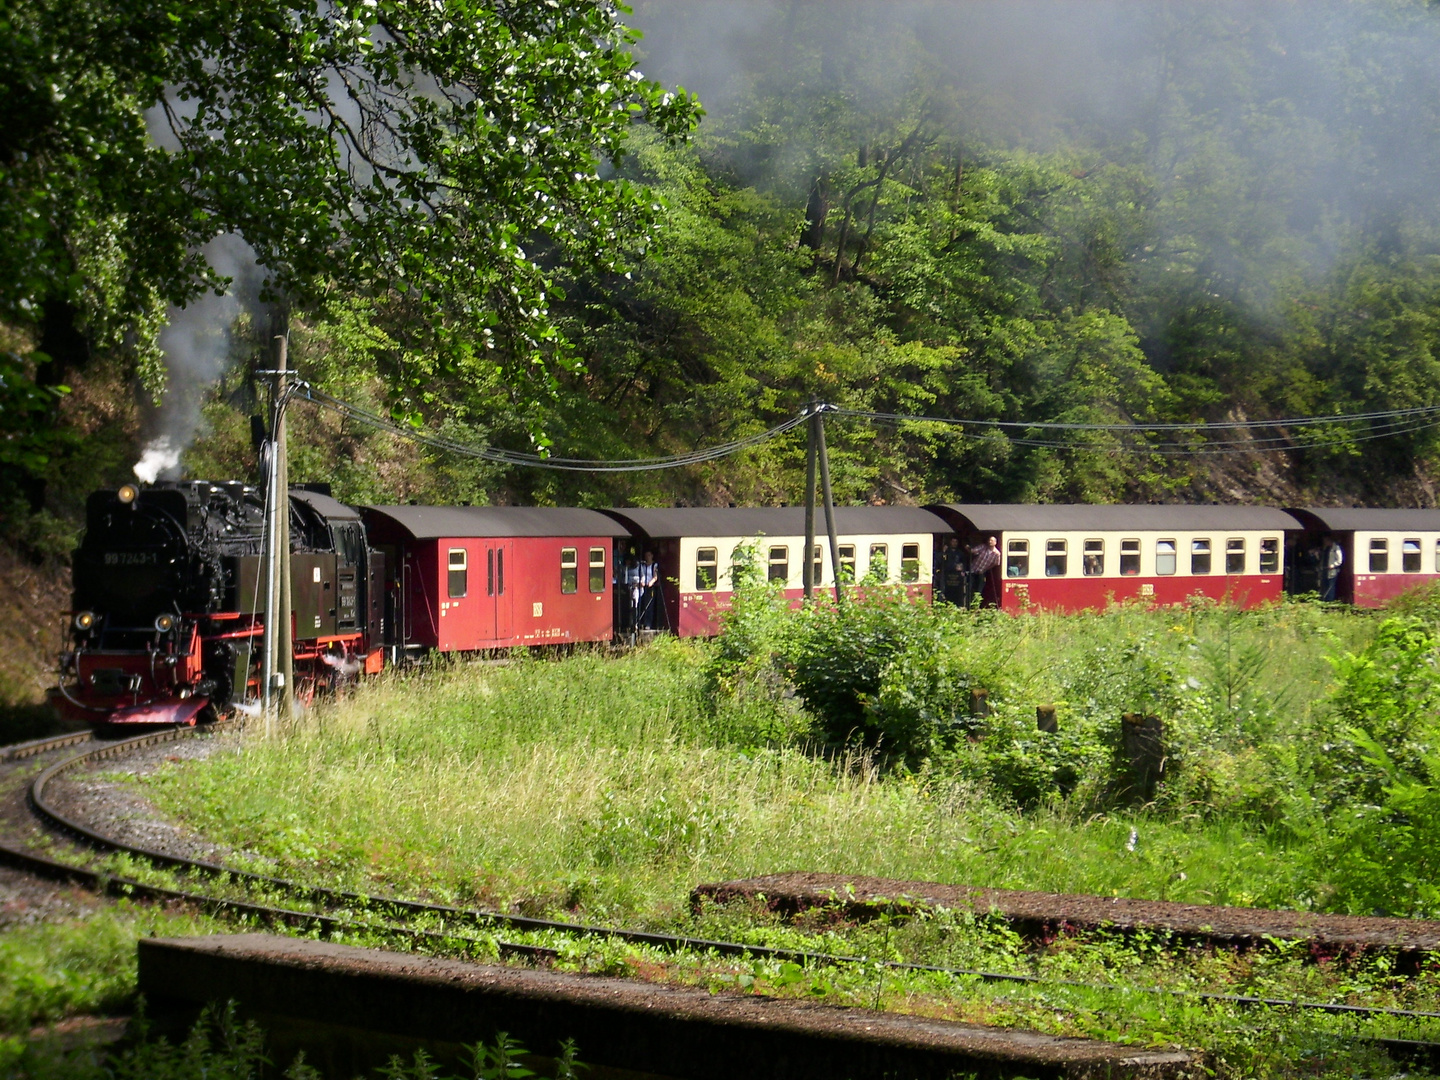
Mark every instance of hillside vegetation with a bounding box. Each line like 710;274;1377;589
8;1;1440;544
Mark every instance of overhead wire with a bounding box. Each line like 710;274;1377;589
293;384;809;472
850;410;1440;456
840;403;1440;433
286;379;1440;469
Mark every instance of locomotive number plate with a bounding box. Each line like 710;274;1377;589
103;551;159;565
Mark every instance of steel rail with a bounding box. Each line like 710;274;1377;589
8;725;1440;1068
0;728;92;762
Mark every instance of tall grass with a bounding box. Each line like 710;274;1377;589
142;602;1381;923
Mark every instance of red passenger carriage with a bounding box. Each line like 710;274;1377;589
1285;507;1440;607
926;505;1294;613
361;506;631;654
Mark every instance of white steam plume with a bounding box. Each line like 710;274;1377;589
134;232;267;483
133;436;183;483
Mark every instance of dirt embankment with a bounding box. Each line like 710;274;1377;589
0;542;69;722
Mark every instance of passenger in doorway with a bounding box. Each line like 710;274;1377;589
1321;535;1343;602
969;536;1002;608
637;550;660;629
617;549;640;630
939;536;967;606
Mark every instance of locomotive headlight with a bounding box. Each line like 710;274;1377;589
73;611;96;631
117;484;138;505
154;613;176;633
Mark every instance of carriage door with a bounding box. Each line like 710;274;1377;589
483;542;514;643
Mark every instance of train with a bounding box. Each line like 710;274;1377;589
50;480;1440;726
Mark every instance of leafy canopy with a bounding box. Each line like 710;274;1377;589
0;0;700;394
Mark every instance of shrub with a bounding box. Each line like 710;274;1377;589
785;591;1009;761
1316;617;1440;805
1313;733;1440;917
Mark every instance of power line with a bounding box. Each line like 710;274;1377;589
839;403;1440;433
286;380;1440;469
293;384;808;472
852;411;1440;456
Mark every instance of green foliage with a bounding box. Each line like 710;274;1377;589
0;907;159;1035
705;576;1010;761
2;0;700;405
7;1007;582;1080
1317;617;1440;805
1316;733;1440;917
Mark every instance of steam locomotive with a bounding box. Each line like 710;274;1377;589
53;480;383;726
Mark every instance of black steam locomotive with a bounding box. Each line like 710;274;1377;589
54;481;384;725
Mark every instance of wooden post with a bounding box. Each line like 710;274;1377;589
803;406;817;601
1036;704;1058;733
260;416;279;724
274;336;294;725
814;407;844;609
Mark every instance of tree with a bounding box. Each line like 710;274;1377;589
0;0;701;399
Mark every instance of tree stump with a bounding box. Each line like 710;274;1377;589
969;687;990;718
1121;712;1165;803
1036;704;1058;733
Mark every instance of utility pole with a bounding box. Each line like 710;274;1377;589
813;404;845;610
803;402;818;601
275;335;294;723
260;335;294;732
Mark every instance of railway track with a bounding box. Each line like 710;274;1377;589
5;724;1440;1070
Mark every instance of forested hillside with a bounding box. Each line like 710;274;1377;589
8;0;1440;572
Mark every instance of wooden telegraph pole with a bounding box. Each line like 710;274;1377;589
809;404;844;609
275;336;294;723
803;402;818;601
261;335;295;732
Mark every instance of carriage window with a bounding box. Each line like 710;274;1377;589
695;547;718;591
560;547;578;594
1226;538;1246;574
1191;539;1212;575
810;544;823;584
589;547;606;592
1045;539;1068;577
768;545;789;582
1403;538;1422;573
1083;539;1104;576
496;548;504;595
1120;539;1140;576
1156;539;1177;576
487;549;495;595
1370;537;1389;573
1260;538;1280;574
1435;540;1440;574
1007;540;1030;578
447;549;468;598
868;543;889;582
901;543;921;582
838;545;856;582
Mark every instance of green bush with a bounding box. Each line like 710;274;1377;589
1313;734;1440;917
1316;617;1440;805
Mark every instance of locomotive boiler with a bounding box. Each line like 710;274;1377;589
54;481;384;725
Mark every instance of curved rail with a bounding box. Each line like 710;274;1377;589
11;727;1440;1050
0;728;92;762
